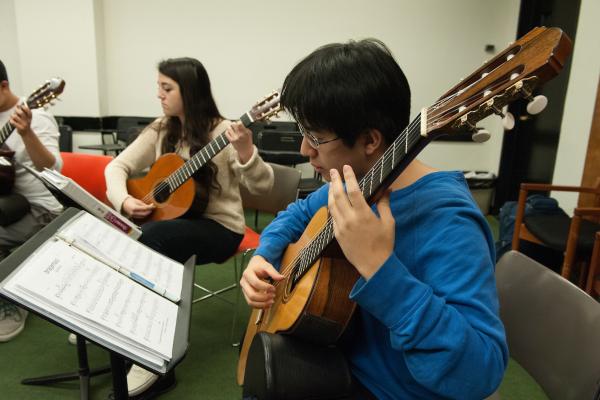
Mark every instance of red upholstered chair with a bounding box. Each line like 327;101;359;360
60;152;113;204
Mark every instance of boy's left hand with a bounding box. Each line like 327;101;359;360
328;165;395;280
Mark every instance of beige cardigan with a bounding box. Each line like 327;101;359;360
105;118;274;235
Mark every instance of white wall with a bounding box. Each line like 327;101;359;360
551;0;600;215
0;0;22;93
98;0;520;174
3;0;104;116
3;0;525;174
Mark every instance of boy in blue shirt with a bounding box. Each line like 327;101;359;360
240;39;508;399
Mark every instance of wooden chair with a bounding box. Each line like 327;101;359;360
511;181;600;286
585;230;600;297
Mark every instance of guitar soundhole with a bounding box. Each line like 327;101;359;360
152;181;172;203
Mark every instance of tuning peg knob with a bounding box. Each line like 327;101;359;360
472;128;491;143
526;95;548;115
502;112;515;130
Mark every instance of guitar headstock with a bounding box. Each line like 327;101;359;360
423;27;572;140
249;90;282;122
25;77;66;110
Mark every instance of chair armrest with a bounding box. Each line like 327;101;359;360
520;183;600;194
574;207;600;217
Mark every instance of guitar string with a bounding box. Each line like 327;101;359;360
273;71;516;285
425;74;514;129
137;74;492;205
273;114;424;286
139;102;281;203
140;131;230;203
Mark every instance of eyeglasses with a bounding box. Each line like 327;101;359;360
298;124;341;149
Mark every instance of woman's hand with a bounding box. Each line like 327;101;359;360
225;121;254;164
328;165;395;280
122;196;155;219
240;255;284;309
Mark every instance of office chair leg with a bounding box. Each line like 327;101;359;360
231;249;254;346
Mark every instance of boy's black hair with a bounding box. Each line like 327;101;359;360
281;38;411;147
0;59;8;82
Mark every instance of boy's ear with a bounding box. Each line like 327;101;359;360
362;129;385;156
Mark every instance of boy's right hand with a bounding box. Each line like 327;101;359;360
240;255;284;309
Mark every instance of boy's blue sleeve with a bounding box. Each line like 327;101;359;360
255;184;329;269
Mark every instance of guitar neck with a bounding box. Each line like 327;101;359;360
292;113;430;285
0;121;15;147
163;110;257;192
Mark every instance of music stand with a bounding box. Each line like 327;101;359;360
0;208;194;400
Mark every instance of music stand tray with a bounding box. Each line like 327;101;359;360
0;208;194;399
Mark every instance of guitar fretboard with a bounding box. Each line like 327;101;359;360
0;121;15;147
290;113;431;285
163;132;231;191
159;111;260;193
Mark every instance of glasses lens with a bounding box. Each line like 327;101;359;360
299;124;319;148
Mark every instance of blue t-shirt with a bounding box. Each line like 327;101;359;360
255;171;508;399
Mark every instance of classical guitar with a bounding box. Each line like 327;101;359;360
126;91;281;222
0;78;66;194
237;26;573;384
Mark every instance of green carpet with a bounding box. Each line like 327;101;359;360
0;212;547;399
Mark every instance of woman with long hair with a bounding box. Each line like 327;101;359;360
104;57;273;396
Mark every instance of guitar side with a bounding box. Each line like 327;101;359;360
126;153;196;223
236;207;359;385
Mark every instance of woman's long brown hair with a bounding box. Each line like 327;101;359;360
157;57;224;210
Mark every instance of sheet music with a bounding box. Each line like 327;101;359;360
3;238;177;363
60;212;183;298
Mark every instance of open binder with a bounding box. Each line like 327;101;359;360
23;165;142;239
0;208;194;376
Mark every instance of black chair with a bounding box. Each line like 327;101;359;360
79;116;153;155
0;192;30;227
58;124;73;152
243;332;354;400
512;181;600;287
491;251;600;399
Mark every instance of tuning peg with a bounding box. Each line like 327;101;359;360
502;112;515;130
486;100;515;131
472;128;491;143
525;95;548;115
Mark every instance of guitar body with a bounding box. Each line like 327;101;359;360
126;153;196;223
123;92;282;224
237;207;359;384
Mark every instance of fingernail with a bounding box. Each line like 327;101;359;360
330;169;337;177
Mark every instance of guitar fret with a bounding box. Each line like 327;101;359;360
191;156;199;171
1;122;14;145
